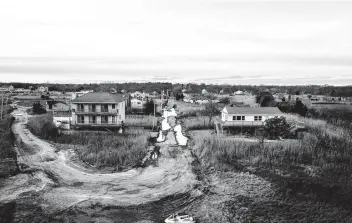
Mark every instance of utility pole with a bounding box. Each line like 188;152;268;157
152;102;156;130
0;94;3;120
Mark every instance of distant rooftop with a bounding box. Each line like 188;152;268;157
47;100;68;106
71;92;126;103
224;106;283;115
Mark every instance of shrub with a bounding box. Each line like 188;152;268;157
264;117;292;139
32;102;46;114
27;115;57;140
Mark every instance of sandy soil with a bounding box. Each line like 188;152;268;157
0;106;201;222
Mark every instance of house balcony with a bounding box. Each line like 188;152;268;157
72;122;122;127
74;109;118;115
222;121;264;127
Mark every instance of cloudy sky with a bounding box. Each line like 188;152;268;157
0;0;352;85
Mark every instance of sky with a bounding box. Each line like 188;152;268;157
0;0;352;85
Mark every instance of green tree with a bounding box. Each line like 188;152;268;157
32;102;46;114
144;99;155;115
294;99;308;116
219;97;231;104
203;102;220;124
255;92;276;107
264;117;291;140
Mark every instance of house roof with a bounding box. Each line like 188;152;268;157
47;100;68;106
223;106;283;115
71;92;126;103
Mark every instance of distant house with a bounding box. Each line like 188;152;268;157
70;90;94;100
130;91;146;99
70;92;126;128
201;89;208;95
221;106;284;127
130;98;146;111
46;101;71;129
196;99;209;104
37;86;48;92
14;88;31;93
234;90;244;95
46;101;70;112
0;85;14;92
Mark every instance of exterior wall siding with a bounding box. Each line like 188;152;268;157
71;101;126;127
221;111;283;124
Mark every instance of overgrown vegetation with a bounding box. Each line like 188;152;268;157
0;116;16;160
27;115;58;140
278;98;308;116
57;131;149;170
32;102;46;114
191;114;352;216
0;105;17;177
27;115;149;170
125;115;157;129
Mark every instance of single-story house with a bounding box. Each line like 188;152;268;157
201;89;208;94
234;90;244;95
46;101;70;112
130;98;146;111
37;86;48;92
221;106;284;127
196;99;209;104
130;91;146;99
0;85;14;92
70;92;126;128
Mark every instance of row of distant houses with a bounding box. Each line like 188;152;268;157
46;90;285;131
0;85;48;93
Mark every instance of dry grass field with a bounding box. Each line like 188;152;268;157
188;113;352;222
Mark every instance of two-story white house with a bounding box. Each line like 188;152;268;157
70;92;126;129
221;106;284;127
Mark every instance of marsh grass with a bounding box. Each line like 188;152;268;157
125;115;157;129
180;116;213;130
57;131;149;170
27;115;150;170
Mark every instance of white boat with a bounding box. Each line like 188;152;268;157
165;213;196;223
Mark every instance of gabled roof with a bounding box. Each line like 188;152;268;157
71;92;126;103
223;106;283;115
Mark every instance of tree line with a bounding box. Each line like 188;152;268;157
2;82;352;97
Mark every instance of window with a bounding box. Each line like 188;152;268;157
101;116;108;123
77;104;84;111
102;104;108;112
49;104;53;109
233;116;245;121
88;104;96;112
89;116;96;123
112;104;115;109
112;116;116;123
254;116;262;121
77;115;84;123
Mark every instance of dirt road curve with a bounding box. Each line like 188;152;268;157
0;107;202;222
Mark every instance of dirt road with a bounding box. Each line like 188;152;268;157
0;107;202;222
